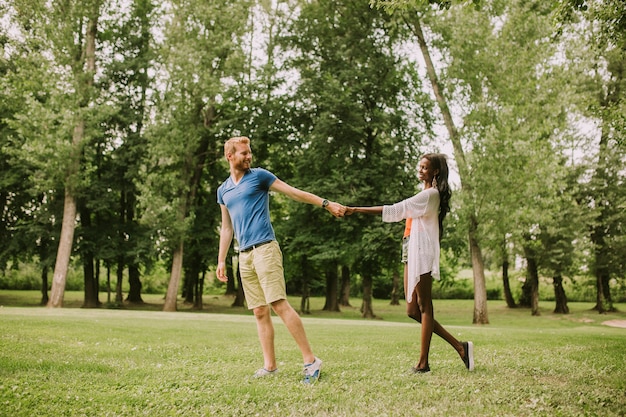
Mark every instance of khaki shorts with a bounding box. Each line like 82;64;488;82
401;236;409;264
238;241;286;309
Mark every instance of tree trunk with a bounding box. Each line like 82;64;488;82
40;265;49;306
232;261;245;308
523;246;540;316
300;256;311;314
163;189;191;311
82;254;98;308
323;263;340;312
591;205;609;313
183;266;195;305
47;6;99;308
300;284;310;315
163;106;214;312
339;265;351;307
594;269;608;313
588;48;622;314
601;273;614;312
114;255;124;304
469;227;489;323
81;203;99;308
553;274;569;314
502;259;516;308
519;275;531;308
95;259;100;303
47;188;78;308
106;263;111;304
126;265;143;303
361;273;375;319
390;267;400;306
164;240;184;311
185;264;200;306
124;190;143;304
225;253;237;295
194;270;204;310
406;13;489;324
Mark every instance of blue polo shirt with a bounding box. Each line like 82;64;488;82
217;168;277;251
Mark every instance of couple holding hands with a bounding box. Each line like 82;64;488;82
216;136;474;384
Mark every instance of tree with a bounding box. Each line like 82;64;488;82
99;0;157;306
1;8;77;305
446;1;585;316
141;0;251;311
213;0;303;308
283;0;429;318
5;0;105;307
556;0;626;312
391;4;490;323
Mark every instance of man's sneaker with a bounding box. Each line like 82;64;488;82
302;357;322;384
462;341;474;371
253;368;278;378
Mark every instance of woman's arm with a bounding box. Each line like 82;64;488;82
382;188;436;222
345;206;383;215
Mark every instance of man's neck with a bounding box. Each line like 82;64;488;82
230;168;247;184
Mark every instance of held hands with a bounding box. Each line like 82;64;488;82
325;201;347;218
323;202;361;217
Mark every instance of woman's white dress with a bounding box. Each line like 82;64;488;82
382;187;440;302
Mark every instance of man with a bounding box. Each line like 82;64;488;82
216;136;345;384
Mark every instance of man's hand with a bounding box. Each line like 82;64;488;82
216;261;228;282
326;201;346;218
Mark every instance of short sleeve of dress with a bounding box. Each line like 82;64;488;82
382;188;436;223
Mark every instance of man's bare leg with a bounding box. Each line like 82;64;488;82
253;304;277;371
271;299;315;364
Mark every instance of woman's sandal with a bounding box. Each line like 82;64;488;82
411;365;431;373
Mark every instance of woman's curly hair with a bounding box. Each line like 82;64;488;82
422;153;451;240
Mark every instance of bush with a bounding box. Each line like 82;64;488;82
0;264;41;290
139;263;169;294
432;279;473;299
0;262;83;291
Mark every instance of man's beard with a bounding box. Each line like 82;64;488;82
236;160;251;171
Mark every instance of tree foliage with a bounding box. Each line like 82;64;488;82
1;0;624;316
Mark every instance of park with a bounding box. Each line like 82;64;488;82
1;0;625;416
1;292;625;416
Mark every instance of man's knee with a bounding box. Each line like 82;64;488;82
270;298;292;314
253;305;271;319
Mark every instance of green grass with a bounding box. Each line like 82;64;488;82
1;291;625;416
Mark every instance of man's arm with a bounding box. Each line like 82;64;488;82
216;204;234;282
270;178;345;218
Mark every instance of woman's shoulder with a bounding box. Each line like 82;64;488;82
419;187;439;196
421;187;440;204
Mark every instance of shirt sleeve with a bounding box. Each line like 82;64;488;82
382;189;437;223
256;168;277;190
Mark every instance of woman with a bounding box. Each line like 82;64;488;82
346;153;474;373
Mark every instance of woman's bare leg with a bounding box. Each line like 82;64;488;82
405;266;465;363
414;272;434;369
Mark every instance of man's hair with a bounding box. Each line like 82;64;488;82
224;136;250;158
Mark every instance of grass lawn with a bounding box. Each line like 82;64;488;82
0;291;625;416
